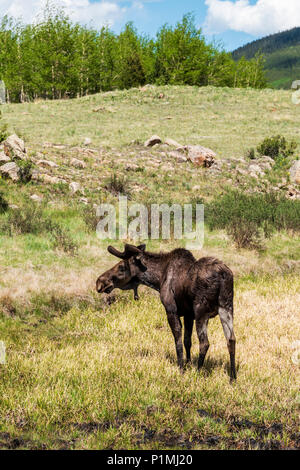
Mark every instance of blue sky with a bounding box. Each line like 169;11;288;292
1;0;300;52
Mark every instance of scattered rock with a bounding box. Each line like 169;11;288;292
168;151;187;162
248;164;265;176
37;159;58;169
70;158;86;169
144;135;162;147
3;134;27;160
83;137;92;146
184;145;216;167
69;182;81;194
30;194;43;202
192;185;201;191
0;152;10;163
125;163;139;171
164;138;184;149
289;160;300;184
79;197;88;204
0;162;19;181
43;142;66;149
37;174;66;185
286;185;300;200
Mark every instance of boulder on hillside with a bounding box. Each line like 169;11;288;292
164;138;183;149
0;151;10;163
70;158;86;169
37;159;58;168
69;182;81;194
183;145;216;167
0;161;19;181
289;160;300;184
144;135;162;147
168;151;187;163
4;134;27;160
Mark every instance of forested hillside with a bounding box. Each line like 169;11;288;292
232;27;300;89
0;7;266;103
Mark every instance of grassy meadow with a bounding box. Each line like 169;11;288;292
0;85;299;450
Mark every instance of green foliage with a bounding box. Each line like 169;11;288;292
0;199;78;254
81;204;99;233
232;27;300;89
0;110;8;142
0;191;8;213
0;8;266;102
245;148;256;160
257;135;297;160
47;221;78;255
206;190;300;249
105;173;131;197
17;160;34;183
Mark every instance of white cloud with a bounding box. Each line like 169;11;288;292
204;0;300;36
0;0;127;28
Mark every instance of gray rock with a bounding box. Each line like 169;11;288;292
144;135;162;147
69;182;81;194
184;145;216;167
37;159;58;168
0;151;10;163
0;161;19;181
164;138;184;149
70;158;86;169
168;151;187;162
289;160;300;184
248;164;264;176
3;134;27;160
291;80;300;90
30;194;43;202
83;137;92;146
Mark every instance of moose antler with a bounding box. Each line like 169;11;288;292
107;244;141;259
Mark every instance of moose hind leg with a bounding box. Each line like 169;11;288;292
166;312;184;370
184;316;193;364
219;307;236;381
195;316;209;370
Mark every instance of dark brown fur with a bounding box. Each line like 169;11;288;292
96;244;236;381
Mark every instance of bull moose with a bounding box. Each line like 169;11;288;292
96;243;236;381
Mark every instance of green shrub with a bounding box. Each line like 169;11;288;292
1;201;44;235
17;160;34;183
105;173;131;198
257;135;297;160
0;199;78;255
0;110;8;143
206;190;300;249
245;148;256;160
0;191;8;214
81;204;99;232
48;223;78;255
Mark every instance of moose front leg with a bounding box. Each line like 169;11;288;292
133;285;139;301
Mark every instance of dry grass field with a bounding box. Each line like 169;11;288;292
0;85;299;450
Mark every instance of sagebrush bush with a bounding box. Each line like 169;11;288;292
17;160;34;183
206;190;300;249
0;191;8;214
257;135;297;160
105;173;131;197
0;110;8;143
81;204;99;233
0;199;78;255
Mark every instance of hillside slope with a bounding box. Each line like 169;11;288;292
232;28;300;89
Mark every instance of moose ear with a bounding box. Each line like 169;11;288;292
137;244;146;252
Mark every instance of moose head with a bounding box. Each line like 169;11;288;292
96;244;146;299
